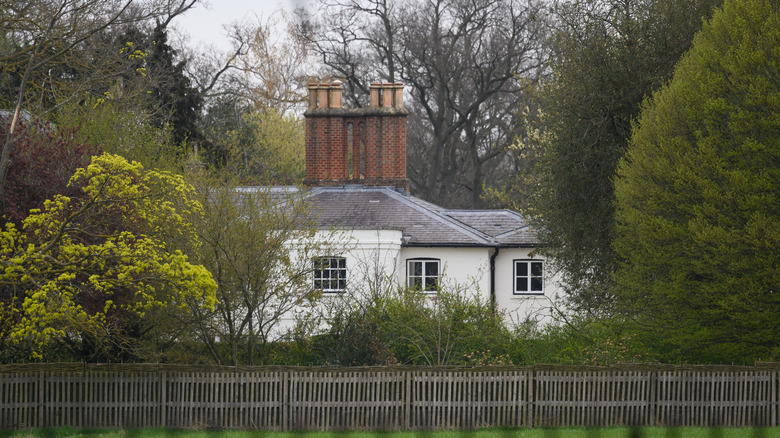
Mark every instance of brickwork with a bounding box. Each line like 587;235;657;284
304;82;409;191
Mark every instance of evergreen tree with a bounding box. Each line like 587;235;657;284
145;25;204;148
109;23;209;155
614;0;780;362
526;0;721;312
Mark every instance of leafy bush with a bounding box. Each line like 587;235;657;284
514;316;657;365
463;350;515;367
300;283;515;366
1;119;100;225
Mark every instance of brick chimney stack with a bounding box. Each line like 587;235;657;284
304;81;409;192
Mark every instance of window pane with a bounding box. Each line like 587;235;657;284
314;256;346;291
531;261;543;277
410;261;422;276
410;276;422;290
531;277;543;291
517;262;528;276
425;277;437;291
425;261;439;276
517;278;528;291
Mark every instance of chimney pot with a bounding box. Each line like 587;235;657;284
394;83;404;108
370;83;381;107
317;84;329;108
330;81;343;108
308;83;318;109
382;83;393;108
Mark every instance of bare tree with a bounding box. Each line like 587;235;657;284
299;0;548;207
188;174;340;366
229;12;316;114
192;10;316;180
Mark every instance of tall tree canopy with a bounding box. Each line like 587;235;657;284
139;24;205;149
613;0;780;363
522;0;721;312
0;154;216;361
300;0;547;208
0;0;200;215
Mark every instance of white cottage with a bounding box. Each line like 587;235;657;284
284;81;557;326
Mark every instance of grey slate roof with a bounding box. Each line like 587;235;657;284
303;185;539;247
443;210;538;246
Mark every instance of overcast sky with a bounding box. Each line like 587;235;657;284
173;0;308;52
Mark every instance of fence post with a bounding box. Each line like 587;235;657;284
648;369;656;426
282;370;288;431
773;369;778;427
160;370;167;428
80;366;85;429
405;370;411;430
526;368;534;428
37;371;43;429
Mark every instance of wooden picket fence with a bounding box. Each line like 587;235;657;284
1;363;778;430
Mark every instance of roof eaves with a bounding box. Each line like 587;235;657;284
403;242;494;248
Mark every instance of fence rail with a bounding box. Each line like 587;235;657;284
1;364;778;430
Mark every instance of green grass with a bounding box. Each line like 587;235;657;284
1;428;779;438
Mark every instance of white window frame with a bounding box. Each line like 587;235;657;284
407;258;440;293
513;259;544;295
313;256;347;293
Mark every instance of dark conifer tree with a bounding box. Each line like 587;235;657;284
614;0;780;362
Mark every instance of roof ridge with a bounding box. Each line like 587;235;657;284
444;209;529;225
443;208;522;215
380;189;495;245
493;225;531;239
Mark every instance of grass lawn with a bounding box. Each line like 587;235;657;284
1;428;779;438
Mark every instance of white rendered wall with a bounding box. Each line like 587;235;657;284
275;229;403;336
494;248;560;325
327;229;404;294
397;246;491;299
287;228;404;291
397;246;559;326
278;230;560;338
